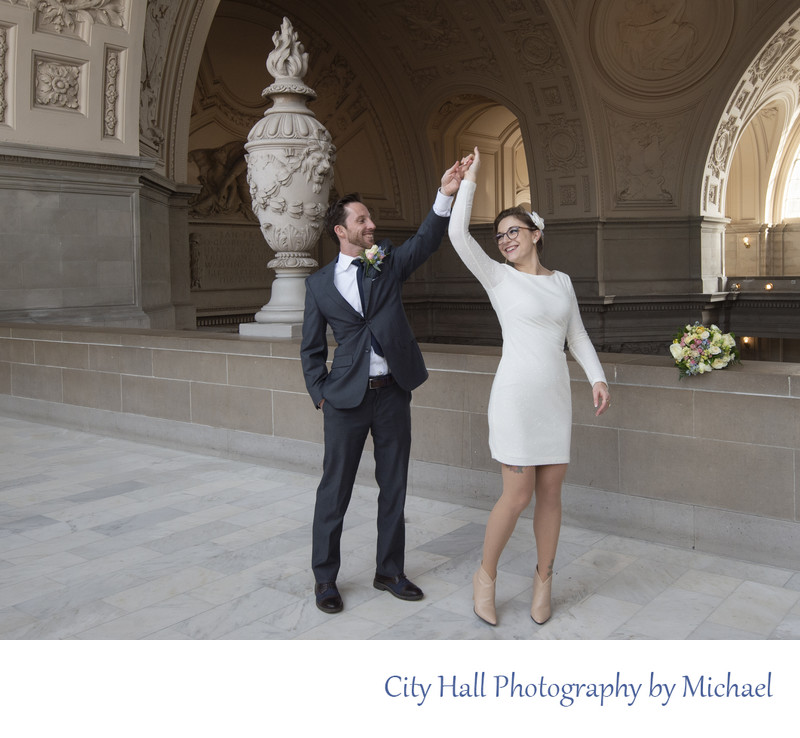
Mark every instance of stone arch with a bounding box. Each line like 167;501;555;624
140;0;220;181
702;11;800;219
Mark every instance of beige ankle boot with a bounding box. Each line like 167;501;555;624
473;565;497;626
531;566;552;624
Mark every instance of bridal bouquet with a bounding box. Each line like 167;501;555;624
669;322;740;378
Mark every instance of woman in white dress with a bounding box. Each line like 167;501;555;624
449;148;611;626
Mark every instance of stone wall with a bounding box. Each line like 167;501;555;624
0;323;799;569
0;148;154;327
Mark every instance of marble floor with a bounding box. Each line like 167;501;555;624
1;415;800;640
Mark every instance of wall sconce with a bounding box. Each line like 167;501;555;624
732;282;741;290
743;236;751;248
742;336;751;345
764;282;774;290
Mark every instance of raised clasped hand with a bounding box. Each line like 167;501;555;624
441;151;477;196
462;146;481;182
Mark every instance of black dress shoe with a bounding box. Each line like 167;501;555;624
314;581;343;613
373;573;424;601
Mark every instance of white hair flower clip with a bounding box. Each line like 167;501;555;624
528;210;545;231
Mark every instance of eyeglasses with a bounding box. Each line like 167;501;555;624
494;226;535;243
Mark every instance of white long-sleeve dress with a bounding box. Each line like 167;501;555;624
448;180;607;466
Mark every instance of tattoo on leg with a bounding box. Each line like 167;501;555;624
546;560;554;578
505;464;525;474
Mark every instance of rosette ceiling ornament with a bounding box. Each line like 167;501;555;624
241;17;336;336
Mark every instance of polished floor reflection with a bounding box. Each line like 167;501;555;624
1;416;799;640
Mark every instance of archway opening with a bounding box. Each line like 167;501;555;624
723;94;800;361
428;96;530;222
422;96;531;346
724;101;789;276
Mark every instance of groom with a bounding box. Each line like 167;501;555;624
300;159;470;613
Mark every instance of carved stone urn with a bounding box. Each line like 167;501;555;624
240;17;336;337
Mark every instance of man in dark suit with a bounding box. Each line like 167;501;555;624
300;159;470;613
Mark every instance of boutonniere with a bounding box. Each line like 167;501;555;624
358;245;386;276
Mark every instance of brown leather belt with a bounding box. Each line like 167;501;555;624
368;374;394;389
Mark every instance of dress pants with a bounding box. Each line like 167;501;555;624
312;381;412;583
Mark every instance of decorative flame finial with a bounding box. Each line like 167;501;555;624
261;17;316;101
266;17;309;81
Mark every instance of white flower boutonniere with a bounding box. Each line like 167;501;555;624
358;245;386;276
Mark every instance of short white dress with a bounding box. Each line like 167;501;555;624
448;181;607;466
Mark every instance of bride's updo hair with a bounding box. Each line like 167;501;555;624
493;205;544;257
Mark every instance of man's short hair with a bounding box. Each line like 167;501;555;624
324;193;363;245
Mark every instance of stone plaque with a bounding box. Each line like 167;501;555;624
189;226;270;292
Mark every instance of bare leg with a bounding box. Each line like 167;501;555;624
480;464;536;578
529;463;567;624
531;463;567;578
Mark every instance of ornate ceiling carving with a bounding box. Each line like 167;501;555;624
589;0;734;97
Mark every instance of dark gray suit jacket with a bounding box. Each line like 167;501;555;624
300;209;448;409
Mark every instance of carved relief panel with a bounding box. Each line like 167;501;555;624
0;0;134;152
590;0;734;97
514;20;566;76
606;107;691;208
538;114;585;175
140;0;178;156
188;141;255;222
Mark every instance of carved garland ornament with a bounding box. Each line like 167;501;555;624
246;140;330;261
36;0;125;33
0;0;127;32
